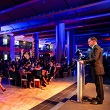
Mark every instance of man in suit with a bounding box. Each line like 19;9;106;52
47;61;55;82
79;37;105;105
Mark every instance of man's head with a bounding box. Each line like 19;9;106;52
88;37;98;47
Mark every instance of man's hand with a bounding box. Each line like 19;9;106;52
78;60;84;64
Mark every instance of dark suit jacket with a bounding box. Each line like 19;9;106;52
49;66;55;76
84;45;105;75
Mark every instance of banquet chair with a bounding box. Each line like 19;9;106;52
19;69;28;88
7;69;16;86
33;70;42;88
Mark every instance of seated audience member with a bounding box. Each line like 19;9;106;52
8;60;17;85
69;59;76;76
0;62;6;92
23;62;33;88
14;61;21;86
59;60;68;78
0;76;6;92
47;61;55;82
33;63;47;87
62;61;68;72
42;61;48;71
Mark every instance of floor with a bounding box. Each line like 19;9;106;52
57;83;110;110
0;75;77;110
1;75;110;110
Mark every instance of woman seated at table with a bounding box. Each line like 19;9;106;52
0;62;6;92
23;62;33;88
33;63;47;87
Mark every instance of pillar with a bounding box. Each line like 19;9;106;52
56;23;65;63
67;29;76;65
51;43;56;56
33;33;39;59
10;34;15;61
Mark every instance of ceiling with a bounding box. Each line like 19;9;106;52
0;0;110;51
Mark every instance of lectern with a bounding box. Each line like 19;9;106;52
77;61;85;102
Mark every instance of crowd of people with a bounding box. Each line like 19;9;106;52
0;53;76;91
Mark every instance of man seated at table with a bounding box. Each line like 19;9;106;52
46;61;55;83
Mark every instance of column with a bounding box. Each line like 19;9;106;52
33;33;39;59
30;49;32;58
67;29;76;65
56;23;65;63
10;34;15;61
51;43;56;56
21;49;24;59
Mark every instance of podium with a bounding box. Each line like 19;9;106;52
77;61;85;102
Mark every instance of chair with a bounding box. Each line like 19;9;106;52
47;66;55;82
7;69;16;86
33;79;40;88
19;69;28;88
33;70;42;88
63;71;68;77
8;75;13;86
52;66;57;79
